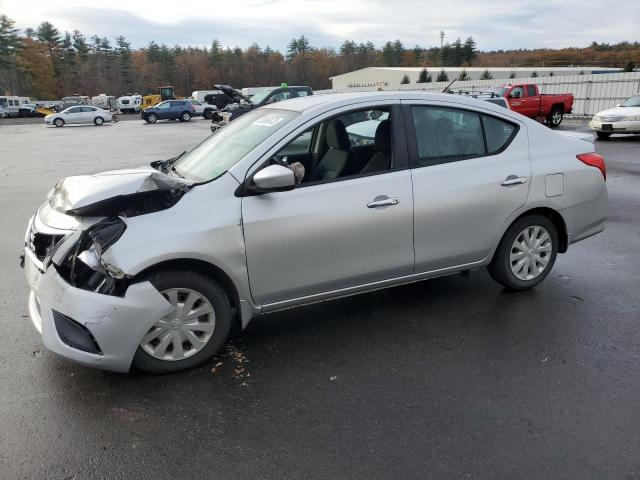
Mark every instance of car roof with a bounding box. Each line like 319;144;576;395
263;90;517;118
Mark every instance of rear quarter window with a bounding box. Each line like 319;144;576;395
482;115;518;154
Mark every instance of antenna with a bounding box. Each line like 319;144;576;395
440;31;445;48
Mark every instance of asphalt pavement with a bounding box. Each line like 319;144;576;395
0;118;638;479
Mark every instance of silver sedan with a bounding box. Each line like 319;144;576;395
44;105;113;127
24;91;607;373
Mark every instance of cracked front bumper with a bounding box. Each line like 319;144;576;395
24;249;173;372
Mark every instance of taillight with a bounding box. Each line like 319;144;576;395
577;152;606;180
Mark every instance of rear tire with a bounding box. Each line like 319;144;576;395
180;112;192;122
132;270;232;374
488;214;558;290
94;116;104;126
547;107;563;128
596;132;611;140
54;118;64;127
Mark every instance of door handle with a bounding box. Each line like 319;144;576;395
501;176;527;186
367;196;399;208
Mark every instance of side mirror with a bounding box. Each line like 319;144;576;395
252;164;295;192
616;103;621;107
510;91;521;99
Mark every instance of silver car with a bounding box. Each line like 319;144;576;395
23;92;608;373
44;105;113;127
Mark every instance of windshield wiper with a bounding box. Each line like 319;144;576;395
170;165;184;178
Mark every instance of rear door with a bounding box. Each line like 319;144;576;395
404;101;531;272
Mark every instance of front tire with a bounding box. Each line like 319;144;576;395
547;108;563;128
204;109;213;120
488;214;558;290
596;132;611;140
54;118;64;127
146;113;157;124
132;270;232;373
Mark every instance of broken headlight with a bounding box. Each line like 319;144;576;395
58;217;128;295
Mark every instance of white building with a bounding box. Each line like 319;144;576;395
330;66;623;90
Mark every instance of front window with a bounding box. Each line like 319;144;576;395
620;96;640;107
156;102;170;110
172;108;299;182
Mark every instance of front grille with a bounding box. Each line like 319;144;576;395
601;116;625;123
28;226;65;262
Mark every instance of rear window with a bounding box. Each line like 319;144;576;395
527;85;537;97
482;116;517;154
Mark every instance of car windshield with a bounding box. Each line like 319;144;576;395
249;89;277;104
172;108;299;182
620;96;640;107
482;86;508;97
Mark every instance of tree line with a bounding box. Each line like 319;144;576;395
0;16;480;99
0;14;638;100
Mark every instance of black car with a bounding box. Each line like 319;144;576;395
210;84;313;128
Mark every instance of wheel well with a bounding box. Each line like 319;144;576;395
510;207;568;253
133;258;241;327
550;103;564;113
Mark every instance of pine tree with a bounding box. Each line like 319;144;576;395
458;69;469;81
401;74;410;84
0;15;21;69
417;68;431;83
436;69;449;82
509;71;516;79
479;69;493;80
462;37;477;65
531;71;538;77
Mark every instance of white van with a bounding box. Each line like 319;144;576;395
0;96;31;117
118;94;142;113
191;90;225;103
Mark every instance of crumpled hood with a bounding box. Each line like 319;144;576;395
595;106;640;117
48;166;194;217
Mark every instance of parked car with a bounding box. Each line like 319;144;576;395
141;100;195;123
44;105;113;127
22;92;607;373
187;99;206;116
589;95;640;140
210;84;313;131
483;84;574;127
482;97;511;109
18;103;41;117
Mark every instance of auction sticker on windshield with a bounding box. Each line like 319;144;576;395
252;114;286;127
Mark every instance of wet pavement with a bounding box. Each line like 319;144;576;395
0;119;638;479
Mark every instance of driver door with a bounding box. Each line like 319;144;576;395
241;104;415;309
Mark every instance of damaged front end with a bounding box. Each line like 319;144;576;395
28;166;195;296
55;217;129;296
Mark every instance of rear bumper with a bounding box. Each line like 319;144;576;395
24;249;173;372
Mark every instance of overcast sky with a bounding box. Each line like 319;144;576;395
2;0;639;52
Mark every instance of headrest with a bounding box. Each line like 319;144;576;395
326;119;350;149
374;120;391;154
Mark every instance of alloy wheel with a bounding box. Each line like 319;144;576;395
509;226;553;281
140;288;216;361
